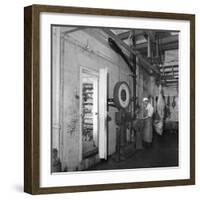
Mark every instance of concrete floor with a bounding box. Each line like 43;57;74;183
87;131;178;171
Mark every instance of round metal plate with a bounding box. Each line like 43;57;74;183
113;81;131;109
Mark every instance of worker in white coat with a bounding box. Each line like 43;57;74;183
142;97;154;148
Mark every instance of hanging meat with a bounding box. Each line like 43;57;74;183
154;84;165;135
164;95;171;119
172;96;176;109
167;96;170;107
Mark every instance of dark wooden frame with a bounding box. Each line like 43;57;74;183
24;4;195;194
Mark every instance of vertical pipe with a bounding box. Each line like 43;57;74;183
147;35;151;58
156;35;159;58
132;32;137;120
130;31;137;144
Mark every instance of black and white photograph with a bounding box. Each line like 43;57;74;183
51;25;179;173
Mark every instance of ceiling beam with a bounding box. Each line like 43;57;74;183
102;28;160;75
165;84;178;87
131;35;178;52
63;27;86;35
165;80;179;84
160;65;178;70
117;30;144;40
134;42;178;53
160;70;178;74
159;35;178;45
117;30;178;43
160;72;178;76
161;75;179;80
160;62;178;67
160;42;178;51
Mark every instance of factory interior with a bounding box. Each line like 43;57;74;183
51;26;179;173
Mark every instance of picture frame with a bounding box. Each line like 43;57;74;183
24;4;195;194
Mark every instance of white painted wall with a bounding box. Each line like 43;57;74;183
52;27;61;153
0;0;199;200
57;28;133;166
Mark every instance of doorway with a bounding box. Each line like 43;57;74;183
81;68;99;158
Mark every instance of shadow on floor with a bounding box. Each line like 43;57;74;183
87;131;178;171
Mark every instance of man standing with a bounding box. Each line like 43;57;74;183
142;97;154;148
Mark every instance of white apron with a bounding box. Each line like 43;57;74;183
143;117;153;143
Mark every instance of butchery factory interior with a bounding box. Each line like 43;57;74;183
52;26;179;172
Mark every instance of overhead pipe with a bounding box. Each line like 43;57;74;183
108;37;134;73
102;28;160;75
